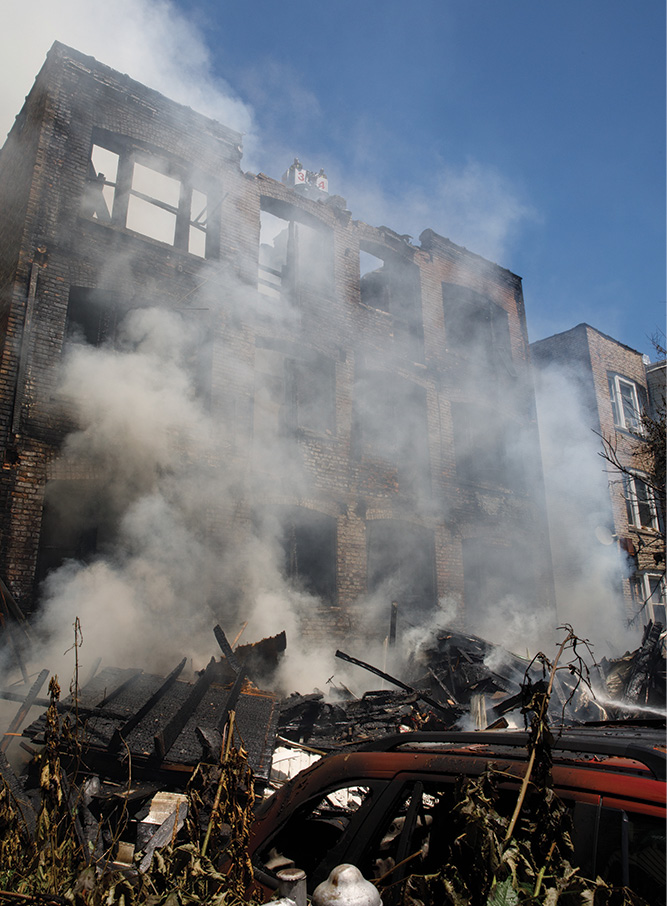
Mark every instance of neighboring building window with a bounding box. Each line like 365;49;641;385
82;135;215;258
623;473;661;531
360;244;424;362
631;573;666;626
442;283;514;376
258;199;333;300
607;373;646;432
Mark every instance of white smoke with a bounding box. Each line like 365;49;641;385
533;361;640;654
0;0;254;145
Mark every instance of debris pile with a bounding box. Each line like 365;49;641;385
0;619;663;879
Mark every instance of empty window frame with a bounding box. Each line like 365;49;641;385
254;340;336;438
65;287;118;346
285;356;336;435
366;520;436;621
451;402;521;490
630;573;666;626
360;244;424;362
35;480;113;585
607;373;646;433
354;371;430;496
258;198;333;299
272;506;337;603
442;283;514;376
83;134;215;258
623;474;661;531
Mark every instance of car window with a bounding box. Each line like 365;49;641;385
256;784;375;880
603;810;665;904
355;781;458;885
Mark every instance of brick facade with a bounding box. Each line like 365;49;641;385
0;43;556;645
531;324;665;626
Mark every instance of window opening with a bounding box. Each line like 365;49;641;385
280;507;337;603
360;246;424;362
254;342;336;439
35;480;114;585
126;161;181;245
189;189;208;258
442;283;514;376
258;202;333;299
451;402;521;490
286;357;336;434
65;287;118;347
355;371;430;495
608;374;645;432
84;144;119;221
366;520;436;628
623;474;660;530
259;209;291;299
630;573;666;626
83;138;212;258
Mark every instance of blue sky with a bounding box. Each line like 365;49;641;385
193;0;666;358
3;0;665;358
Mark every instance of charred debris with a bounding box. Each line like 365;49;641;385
1;621;664;799
0;620;663;891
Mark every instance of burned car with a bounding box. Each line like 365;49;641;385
249;727;666;903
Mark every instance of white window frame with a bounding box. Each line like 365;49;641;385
608;373;643;432
631;572;666;626
623;473;661;531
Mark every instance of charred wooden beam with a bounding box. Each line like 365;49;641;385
335;650;453;719
107;658;187;752
0;668;49;753
217;667;247;733
0;749;36;837
154;658;217;761
196;667;247;762
95;669;143;709
213;624;242;674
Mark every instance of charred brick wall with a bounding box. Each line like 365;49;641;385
0;43;556;641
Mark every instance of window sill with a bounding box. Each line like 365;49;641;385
78;216;214;263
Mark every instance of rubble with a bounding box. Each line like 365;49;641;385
0;620;663;883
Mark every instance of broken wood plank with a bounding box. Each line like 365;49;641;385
0;668;49;753
213;624;242;674
217;667;247;733
335;650;453;719
107;658;187;752
0;750;36;837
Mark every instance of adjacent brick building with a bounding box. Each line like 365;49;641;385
0;43;556;645
531;324;665;628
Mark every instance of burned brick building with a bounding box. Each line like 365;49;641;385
531;324;665;628
0;43;556;650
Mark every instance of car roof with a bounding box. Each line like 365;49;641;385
348;728;667;781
